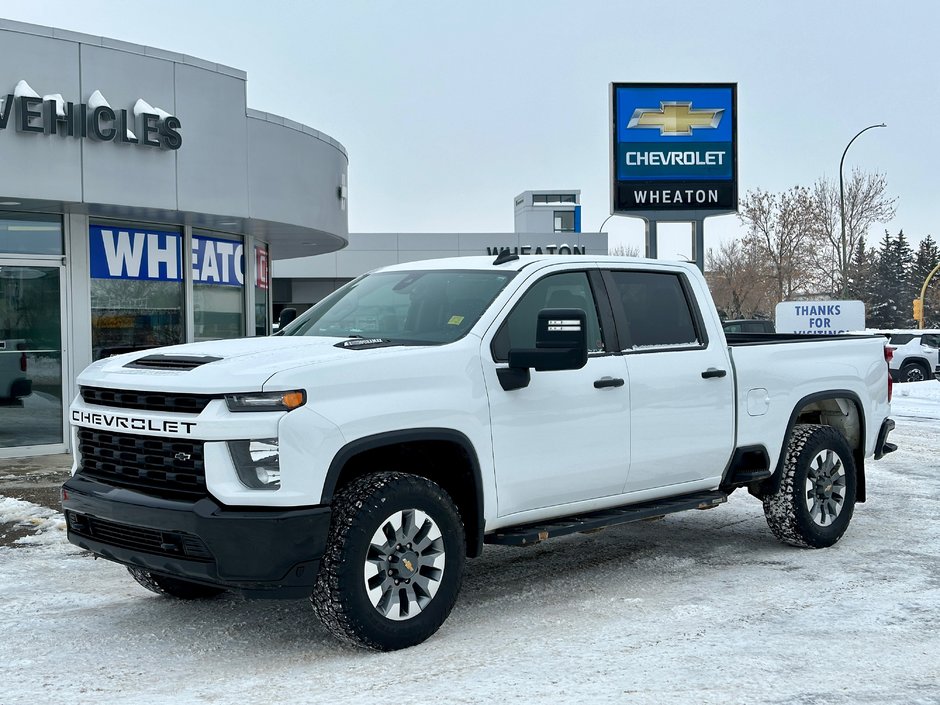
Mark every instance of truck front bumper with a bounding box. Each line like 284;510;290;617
61;475;331;599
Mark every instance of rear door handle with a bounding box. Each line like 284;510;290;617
701;368;727;379
594;377;625;388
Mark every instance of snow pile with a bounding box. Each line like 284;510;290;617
0;495;65;545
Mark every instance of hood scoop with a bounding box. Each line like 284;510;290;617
124;354;222;371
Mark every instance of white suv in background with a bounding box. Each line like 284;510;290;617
873;330;940;383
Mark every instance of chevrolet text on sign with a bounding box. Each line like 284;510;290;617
610;83;737;213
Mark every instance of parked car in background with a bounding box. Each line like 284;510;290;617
868;329;940;383
722;319;776;334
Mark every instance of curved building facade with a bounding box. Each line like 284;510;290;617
0;19;348;456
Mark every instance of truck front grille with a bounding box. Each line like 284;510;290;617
80;386;218;414
66;512;214;563
77;429;206;501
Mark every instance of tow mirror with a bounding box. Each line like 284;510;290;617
499;308;589;391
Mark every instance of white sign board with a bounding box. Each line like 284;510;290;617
775;300;865;335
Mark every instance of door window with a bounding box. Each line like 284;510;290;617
492;271;605;360
606;271;702;350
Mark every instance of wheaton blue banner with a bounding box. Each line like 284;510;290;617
611;83;737;213
90;226;244;286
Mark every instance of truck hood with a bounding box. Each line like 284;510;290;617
77;336;403;393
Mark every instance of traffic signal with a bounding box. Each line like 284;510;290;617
913;297;924;322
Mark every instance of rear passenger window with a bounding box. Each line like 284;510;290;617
606;271;701;350
491;271;605;361
920;334;940;348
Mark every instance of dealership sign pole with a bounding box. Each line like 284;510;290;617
609;83;738;270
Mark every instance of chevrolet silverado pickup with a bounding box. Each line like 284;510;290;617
62;254;896;650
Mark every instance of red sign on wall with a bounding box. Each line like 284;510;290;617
255;247;269;290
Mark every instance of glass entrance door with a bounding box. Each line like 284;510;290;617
0;261;66;454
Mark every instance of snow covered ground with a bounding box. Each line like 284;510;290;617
1;383;938;704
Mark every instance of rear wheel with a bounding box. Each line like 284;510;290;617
312;472;465;651
127;566;226;599
762;424;857;548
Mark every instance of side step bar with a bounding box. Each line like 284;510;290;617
484;490;728;546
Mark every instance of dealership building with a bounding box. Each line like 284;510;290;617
0;19;349;457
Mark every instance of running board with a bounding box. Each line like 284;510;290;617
484;490;728;546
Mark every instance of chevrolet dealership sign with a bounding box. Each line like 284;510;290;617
610;83;737;214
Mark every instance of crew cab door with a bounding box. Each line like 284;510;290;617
482;268;630;517
602;268;734;492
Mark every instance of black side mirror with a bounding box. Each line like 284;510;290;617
509;308;588;371
278;307;297;330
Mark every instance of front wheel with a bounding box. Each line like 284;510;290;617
762;424;857;548
312;472;466;651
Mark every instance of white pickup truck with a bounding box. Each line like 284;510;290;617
63;255;896;651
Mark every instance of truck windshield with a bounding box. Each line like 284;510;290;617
280;269;515;344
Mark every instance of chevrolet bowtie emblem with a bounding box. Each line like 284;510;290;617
628;101;724;136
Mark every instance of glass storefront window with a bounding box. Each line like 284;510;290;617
0;263;63;448
193;231;246;341
0;212;63;255
89;223;184;360
255;244;269;336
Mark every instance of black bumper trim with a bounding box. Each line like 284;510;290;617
62;475;331;598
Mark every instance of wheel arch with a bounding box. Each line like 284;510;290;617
321;428;486;557
760;390;867;503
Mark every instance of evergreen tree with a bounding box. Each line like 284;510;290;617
892;230;916;327
913;235;940;327
845;235;874;312
867;231;892;327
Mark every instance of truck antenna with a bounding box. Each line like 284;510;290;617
492;249;520;265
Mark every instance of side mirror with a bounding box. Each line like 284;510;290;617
278;307;297;330
508;308;588;372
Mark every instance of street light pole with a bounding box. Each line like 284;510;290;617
839;123;886;297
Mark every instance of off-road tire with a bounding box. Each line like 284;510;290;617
899;361;927;383
312;472;466;651
762;424;857;548
126;566;226;599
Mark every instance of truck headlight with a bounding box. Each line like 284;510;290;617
228;439;281;490
225;390;306;412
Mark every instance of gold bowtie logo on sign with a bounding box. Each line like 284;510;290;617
627;101;724;136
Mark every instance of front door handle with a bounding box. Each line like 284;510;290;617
594;377;625;388
701;368;727;379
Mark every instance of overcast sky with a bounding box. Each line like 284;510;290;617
4;1;936;259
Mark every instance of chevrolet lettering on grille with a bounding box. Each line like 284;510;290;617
71;410;196;435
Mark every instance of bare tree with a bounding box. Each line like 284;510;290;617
811;170;897;297
608;243;641;257
705;238;774;319
738;186;817;302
